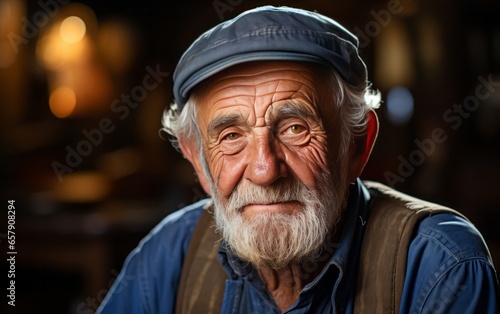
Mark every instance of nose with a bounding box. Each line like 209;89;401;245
244;135;287;186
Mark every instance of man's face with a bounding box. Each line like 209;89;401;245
193;61;350;269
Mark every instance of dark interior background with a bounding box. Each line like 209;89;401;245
1;0;499;313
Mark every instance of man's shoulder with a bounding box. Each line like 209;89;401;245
362;180;495;275
402;212;498;313
151;199;208;234
96;199;210;313
413;212;493;263
117;198;210;277
364;180;492;262
137;198;210;254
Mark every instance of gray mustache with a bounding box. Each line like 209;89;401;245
226;180;309;211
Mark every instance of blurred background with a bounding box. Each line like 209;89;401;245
0;0;499;313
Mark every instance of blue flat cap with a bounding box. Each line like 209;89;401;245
173;5;367;107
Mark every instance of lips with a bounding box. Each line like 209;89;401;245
241;200;301;216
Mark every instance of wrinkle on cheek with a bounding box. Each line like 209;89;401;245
310;131;328;152
281;148;327;190
206;139;218;151
299;132;330;174
207;148;246;199
307;143;330;173
208;149;224;176
278;124;329;170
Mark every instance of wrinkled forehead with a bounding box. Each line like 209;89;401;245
191;61;335;107
190;61;340;134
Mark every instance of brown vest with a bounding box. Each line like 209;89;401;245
175;181;465;313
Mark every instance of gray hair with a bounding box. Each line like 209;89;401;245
160;96;201;152
327;71;381;158
161;69;380;157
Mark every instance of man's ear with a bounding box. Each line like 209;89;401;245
347;109;379;183
178;139;212;195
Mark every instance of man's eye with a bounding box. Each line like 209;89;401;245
289;125;307;134
223;132;241;141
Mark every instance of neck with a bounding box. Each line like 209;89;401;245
257;239;340;312
257;262;322;312
257;214;347;312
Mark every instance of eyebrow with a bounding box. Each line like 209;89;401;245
207;114;246;138
273;102;317;121
206;102;319;138
273;102;316;118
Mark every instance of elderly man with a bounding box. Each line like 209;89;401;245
98;6;499;314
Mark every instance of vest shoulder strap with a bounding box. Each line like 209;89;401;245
175;204;227;314
354;181;466;313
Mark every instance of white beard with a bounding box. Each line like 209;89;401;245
210;171;348;270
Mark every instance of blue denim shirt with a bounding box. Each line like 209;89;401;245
97;181;499;313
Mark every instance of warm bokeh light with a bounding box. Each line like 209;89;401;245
0;0;24;68
0;0;13;67
0;40;16;68
37;28;89;71
375;20;414;89
60;16;87;43
37;34;66;70
34;4;113;117
51;171;111;203
49;86;77;118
